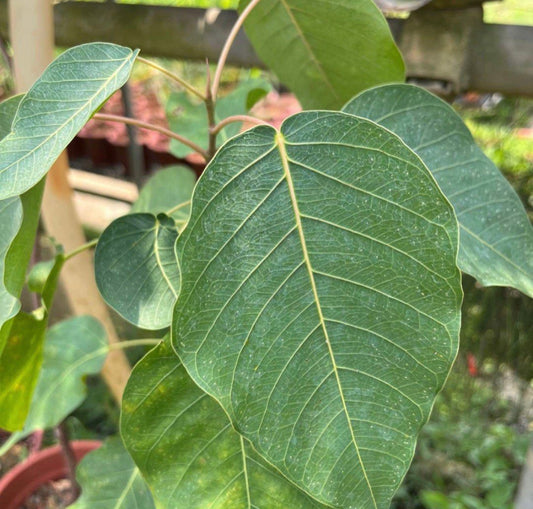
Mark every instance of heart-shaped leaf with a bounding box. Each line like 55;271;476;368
96;166;196;329
240;0;404;109
69;437;155;509
0;316;107;454
95;214;180;330
172;113;462;508
121;341;328;508
167;77;270;158
0;43;138;200
131;165;196;222
343;84;533;297
0;310;47;431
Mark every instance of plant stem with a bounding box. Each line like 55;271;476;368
64;238;98;261
166;199;191;215
108;339;161;350
211;0;262;101
55;421;81;504
210;115;269;135
136;56;206;101
93;113;209;160
205;63;217;161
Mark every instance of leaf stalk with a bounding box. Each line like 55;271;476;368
93;113;208;160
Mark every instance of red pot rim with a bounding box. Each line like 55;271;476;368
0;439;101;509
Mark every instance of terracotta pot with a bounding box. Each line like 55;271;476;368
0;440;101;509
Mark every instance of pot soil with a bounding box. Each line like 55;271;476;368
0;440;101;509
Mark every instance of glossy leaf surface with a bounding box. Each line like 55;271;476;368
95;214;180;330
121;342;327;508
0;43;138;200
69;437;155;509
0;311;46;431
167;77;270;157
240;0;404;109
343;84;533;297
172;113;462;507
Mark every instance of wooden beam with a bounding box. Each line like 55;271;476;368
470;23;533;97
0;1;262;67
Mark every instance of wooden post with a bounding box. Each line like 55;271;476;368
515;437;533;509
8;0;131;402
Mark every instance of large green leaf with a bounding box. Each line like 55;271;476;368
172;113;462;508
167;77;270;158
131;165;196;223
0;310;47;431
342;84;533;297
95;214;180;330
240;0;404;110
0;43;138;200
0;316;107;455
69;437;155;509
121;342;327;508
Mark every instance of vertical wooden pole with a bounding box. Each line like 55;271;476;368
515;438;533;509
8;0;131;402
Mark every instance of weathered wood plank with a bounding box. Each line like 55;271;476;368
470;23;533;96
0;1;263;67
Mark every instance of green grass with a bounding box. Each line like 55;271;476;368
453;97;533;217
484;0;533;26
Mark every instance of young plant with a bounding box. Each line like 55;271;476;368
0;1;531;508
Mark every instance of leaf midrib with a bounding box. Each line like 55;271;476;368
277;0;338;101
153;220;178;298
275;132;377;508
